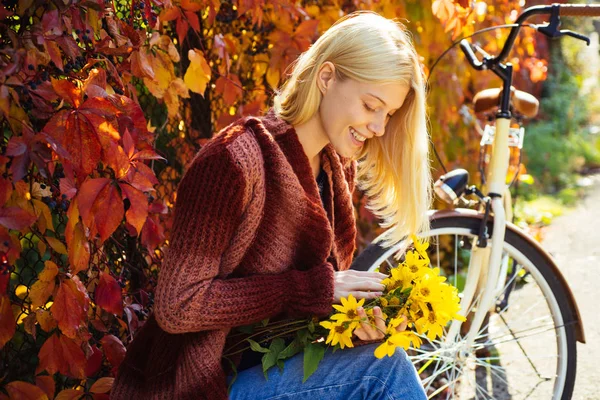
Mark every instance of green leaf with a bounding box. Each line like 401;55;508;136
261;338;286;380
278;338;302;360
297;328;310;344
303;342;325;383
277;359;285;372
308;320;315;333
261;318;270;327
247;339;269;353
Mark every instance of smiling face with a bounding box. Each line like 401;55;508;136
317;62;412;158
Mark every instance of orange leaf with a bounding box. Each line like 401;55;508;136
184;10;200;32
51;78;82;108
54;389;84;400
30;261;59;309
38;333;86;379
100;334;126;370
46;237;67;255
52;277;89;339
35;375;56;399
0;294;15;349
68;221;90;275
95;272;123;315
181;0;203;11
89;377;114;394
36;309;57;332
130;49;155;79
4;381;48;400
176;18;189;46
159;6;181;22
215;74;242;105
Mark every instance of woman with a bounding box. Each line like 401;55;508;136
112;10;431;400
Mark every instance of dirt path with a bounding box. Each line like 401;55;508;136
539;175;600;400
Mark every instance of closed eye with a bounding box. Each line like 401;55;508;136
364;103;394;118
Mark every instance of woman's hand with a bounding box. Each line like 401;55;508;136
333;270;387;303
353;307;409;341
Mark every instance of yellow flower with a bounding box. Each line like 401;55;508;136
374;331;423;358
331;294;364;324
319;320;355;349
410;234;429;258
415;308;445;340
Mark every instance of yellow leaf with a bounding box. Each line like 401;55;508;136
46;237;67;255
30;261;59;309
184;49;211;96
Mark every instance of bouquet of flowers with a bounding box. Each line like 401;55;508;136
223;235;466;383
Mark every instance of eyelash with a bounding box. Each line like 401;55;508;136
363;103;393;118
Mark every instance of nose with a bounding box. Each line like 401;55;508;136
368;114;387;137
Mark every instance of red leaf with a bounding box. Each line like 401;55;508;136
0;177;12;207
51;78;82;108
59;176;77;200
100;334;126;370
52;277;89;339
184;10;200;32
124;162;158;192
119;183;148;235
176;18;189;46
140;214;165;253
35;375;56;399
38;334;86;378
84;345;103;377
0;207;37;230
0;294;15;349
130;149;165;162
77;178;124;242
45;41;64;71
4;381;48;400
95;271;123;315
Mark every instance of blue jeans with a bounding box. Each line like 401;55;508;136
228;343;427;400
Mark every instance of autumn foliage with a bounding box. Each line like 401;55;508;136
0;0;551;397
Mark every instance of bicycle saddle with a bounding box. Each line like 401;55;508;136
473;87;539;118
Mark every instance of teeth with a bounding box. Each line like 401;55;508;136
350;127;366;142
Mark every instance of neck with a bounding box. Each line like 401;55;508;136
293;113;330;178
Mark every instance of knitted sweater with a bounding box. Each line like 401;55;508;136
111;108;358;399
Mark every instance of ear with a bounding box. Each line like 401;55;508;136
317;61;336;95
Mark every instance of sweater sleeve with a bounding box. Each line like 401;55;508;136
154;146;334;334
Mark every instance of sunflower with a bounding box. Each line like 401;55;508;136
410;234;430;259
319;320;355;349
374;331;423;358
331;294;364;324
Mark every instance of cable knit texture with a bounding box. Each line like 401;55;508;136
111;108;358;399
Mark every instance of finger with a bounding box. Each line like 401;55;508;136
373;307;386;338
348;291;383;300
347;270;389;280
344;280;386;292
356;307;376;340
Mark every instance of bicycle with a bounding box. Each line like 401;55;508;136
351;3;600;399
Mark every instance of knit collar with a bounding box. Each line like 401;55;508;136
255;108;356;270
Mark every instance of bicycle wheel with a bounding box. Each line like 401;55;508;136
351;213;577;400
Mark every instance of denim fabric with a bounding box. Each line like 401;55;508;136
228;343;427;400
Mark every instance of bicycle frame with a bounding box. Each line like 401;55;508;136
445;116;511;348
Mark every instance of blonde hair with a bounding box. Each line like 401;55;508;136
272;11;432;250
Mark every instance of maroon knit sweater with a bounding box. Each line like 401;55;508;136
111;108;358;399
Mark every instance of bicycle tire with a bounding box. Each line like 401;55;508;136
351;213;577;400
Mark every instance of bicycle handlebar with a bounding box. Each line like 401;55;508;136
559;4;600;17
460;3;600;71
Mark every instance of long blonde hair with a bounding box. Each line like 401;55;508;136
272;10;432;249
